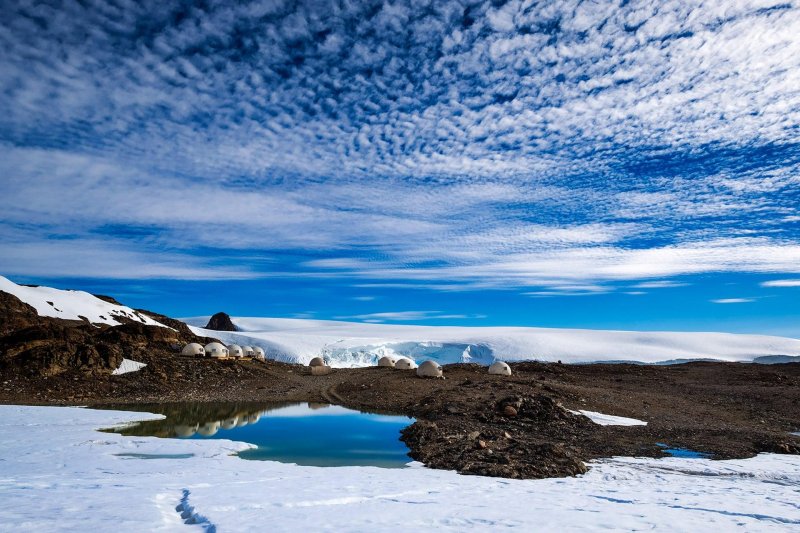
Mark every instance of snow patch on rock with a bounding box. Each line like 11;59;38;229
112;358;147;375
570;410;648;426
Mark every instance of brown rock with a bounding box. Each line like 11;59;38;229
503;405;518;417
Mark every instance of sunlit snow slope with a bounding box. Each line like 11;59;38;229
184;316;800;367
0;275;166;327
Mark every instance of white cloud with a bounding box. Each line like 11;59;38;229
631;281;690;289
1;0;799;290
711;298;754;304
761;279;800;288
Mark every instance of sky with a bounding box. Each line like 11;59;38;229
1;0;800;336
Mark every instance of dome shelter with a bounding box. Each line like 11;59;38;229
242;345;255;357
253;347;265;359
417;360;443;378
378;356;395;367
204;342;228;358
308;356;332;375
181;343;205;356
395;357;416;369
228;344;244;358
488;361;512;376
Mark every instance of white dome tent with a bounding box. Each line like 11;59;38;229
395;357;417;369
253;347;265;360
417;360;443;378
228;344;244;358
204;342;228;358
378;356;395;367
488;361;512;376
242;346;255;357
181;343;205;357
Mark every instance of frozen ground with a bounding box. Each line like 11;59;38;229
1;405;798;532
184;316;800;367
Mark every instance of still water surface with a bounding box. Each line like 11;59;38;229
107;402;414;468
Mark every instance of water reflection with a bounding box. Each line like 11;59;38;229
104;402;414;468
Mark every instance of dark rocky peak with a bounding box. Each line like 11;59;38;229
205;312;237;331
92;294;123;305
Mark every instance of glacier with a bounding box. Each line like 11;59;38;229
183;316;800;367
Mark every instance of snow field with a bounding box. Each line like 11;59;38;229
0;405;798;532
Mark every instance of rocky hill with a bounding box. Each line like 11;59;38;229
0;285;212;378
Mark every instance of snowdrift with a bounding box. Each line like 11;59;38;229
184;316;800;368
0;275;166;328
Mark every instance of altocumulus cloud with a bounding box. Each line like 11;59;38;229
0;0;800;292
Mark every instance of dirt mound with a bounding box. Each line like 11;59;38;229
205;312;237;331
402;394;593;478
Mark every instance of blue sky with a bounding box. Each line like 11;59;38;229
1;0;800;336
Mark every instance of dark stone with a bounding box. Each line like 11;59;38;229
204;312;238;331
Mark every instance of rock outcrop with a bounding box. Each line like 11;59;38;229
204;312;237;331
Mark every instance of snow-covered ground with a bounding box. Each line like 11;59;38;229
0;275;166;327
0;405;798;531
184;316;800;367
